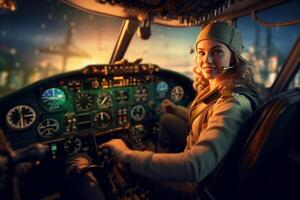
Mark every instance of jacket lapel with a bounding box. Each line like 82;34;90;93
189;88;221;126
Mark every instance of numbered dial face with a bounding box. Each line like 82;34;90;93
64;138;82;154
115;90;129;104
171;86;184;102
130;105;146;121
37;119;59;138
134;86;148;102
40;88;66;111
6;105;36;129
75;92;94;111
97;93;113;109
94;112;112;128
156;81;169;98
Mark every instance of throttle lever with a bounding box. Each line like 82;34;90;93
78;148;112;175
97;148;112;169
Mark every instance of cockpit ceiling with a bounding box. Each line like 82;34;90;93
61;0;286;27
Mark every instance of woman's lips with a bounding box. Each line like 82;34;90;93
203;67;214;73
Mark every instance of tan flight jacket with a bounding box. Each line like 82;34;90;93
127;87;253;182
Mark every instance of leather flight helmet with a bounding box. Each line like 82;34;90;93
196;21;244;54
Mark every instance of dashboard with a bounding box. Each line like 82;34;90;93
0;63;195;161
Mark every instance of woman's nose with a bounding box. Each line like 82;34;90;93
204;53;213;63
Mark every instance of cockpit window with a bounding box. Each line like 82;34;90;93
126;25;199;78
290;70;300;88
0;1;122;95
1;0;300;96
237;0;300;88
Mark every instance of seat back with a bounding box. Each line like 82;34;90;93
207;89;300;199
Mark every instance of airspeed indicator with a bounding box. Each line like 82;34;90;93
6;105;36;129
97;93;113;109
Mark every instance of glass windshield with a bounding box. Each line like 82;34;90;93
0;1;122;95
126;25;199;78
1;0;300;96
237;0;300;88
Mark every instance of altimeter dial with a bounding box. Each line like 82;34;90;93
6;105;36;129
75;92;94;111
37;119;59;138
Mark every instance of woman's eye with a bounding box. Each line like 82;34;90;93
197;51;205;56
212;50;223;56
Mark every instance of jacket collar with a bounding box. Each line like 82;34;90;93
196;86;220;104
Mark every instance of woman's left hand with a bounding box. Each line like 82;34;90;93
99;139;132;162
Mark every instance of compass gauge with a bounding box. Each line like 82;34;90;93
171;86;184;102
6;105;36;129
40;88;66;112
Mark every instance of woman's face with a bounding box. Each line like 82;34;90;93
194;40;232;80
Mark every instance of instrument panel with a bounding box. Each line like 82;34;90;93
0;63;195;160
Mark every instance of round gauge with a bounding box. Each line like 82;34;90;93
156;81;169;98
64;138;82;154
171;86;184;102
6;105;36;129
130;105;146;121
115;90;129;104
37;119;59;138
94;112;112;128
75;92;94;111
134;86;148;102
40;88;66;112
97;93;113;109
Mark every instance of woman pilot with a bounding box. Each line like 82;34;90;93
100;21;261;198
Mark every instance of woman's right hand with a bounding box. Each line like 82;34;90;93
99;139;132;162
160;99;177;114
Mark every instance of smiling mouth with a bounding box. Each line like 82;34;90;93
202;65;216;69
202;66;215;71
202;66;217;74
204;67;213;72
